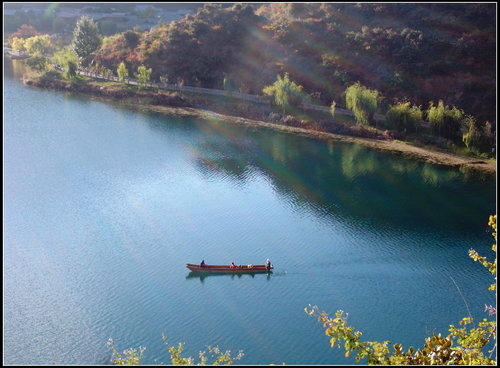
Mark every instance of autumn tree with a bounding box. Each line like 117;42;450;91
8;24;39;43
24;34;51;56
107;335;244;365
11;37;26;52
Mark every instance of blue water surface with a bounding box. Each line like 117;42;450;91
4;61;496;365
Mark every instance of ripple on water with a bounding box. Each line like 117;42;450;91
4;73;495;365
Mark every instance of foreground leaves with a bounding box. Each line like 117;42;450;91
306;215;497;365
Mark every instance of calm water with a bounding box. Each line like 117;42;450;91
4;60;496;365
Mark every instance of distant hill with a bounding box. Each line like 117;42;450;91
6;2;495;124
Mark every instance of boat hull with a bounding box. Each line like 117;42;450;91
186;263;273;273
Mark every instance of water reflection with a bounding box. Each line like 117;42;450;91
186;271;273;283
5;58;29;80
181;117;495;234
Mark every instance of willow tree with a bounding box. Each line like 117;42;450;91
72;16;102;65
427;100;464;140
263;73;306;115
345;82;382;126
386;101;423;133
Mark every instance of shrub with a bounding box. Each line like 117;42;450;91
386;101;423;133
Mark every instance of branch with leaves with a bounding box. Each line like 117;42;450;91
306;214;497;365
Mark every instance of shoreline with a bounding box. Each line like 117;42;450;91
143;104;497;176
24;76;496;176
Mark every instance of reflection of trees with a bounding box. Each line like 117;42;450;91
8;59;29;80
146;116;494;233
195;140;252;182
340;143;378;179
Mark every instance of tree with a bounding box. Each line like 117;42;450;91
462;115;481;151
117;62;129;83
24;34;51;56
72;16;102;64
25;55;48;72
330;100;337;118
306;214;497;365
345;82;382;126
11;37;26;52
107;335;244;365
136;64;152;89
262;73;307;115
51;46;78;79
122;30;140;49
9;24;40;40
386;101;423;133
64;60;77;80
427;100;464;140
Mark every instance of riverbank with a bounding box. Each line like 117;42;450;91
24;75;496;176
145;105;496;176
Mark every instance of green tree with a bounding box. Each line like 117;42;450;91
72;16;102;64
25;55;48;72
345;82;382;126
64;60;77;80
107;335;244;365
117;62;129;83
136;64;152;89
262;73;306;115
24;34;51;56
122;30;140;49
51;46;78;66
386;101;423;133
306;214;497;365
427;100;464;140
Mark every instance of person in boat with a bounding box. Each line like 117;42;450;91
230;262;237;268
200;260;206;267
266;259;272;270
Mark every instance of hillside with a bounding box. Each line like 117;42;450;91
89;3;495;125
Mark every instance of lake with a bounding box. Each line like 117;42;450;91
3;59;496;365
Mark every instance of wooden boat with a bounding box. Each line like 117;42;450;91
186;263;273;273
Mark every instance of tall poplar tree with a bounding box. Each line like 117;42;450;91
72;16;101;64
117;62;129;83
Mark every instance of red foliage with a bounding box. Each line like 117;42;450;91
9;24;40;39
